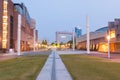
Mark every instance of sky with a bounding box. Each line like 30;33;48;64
12;0;120;42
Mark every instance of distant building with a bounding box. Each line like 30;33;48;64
0;0;38;53
75;27;82;37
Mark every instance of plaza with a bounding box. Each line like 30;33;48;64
0;0;120;80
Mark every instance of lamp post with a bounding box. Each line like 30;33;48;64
33;28;36;52
107;35;110;59
72;28;75;51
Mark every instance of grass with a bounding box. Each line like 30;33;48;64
0;55;48;80
61;54;120;80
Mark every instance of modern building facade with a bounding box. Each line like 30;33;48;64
76;18;120;53
76;26;108;52
110;19;120;53
0;0;38;53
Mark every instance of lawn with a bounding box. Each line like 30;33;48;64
61;54;120;80
0;55;48;80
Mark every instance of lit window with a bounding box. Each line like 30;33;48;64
3;23;7;27
3;18;7;23
2;0;8;48
3;1;8;10
3;27;7;31
3;11;7;16
110;30;115;38
2;42;7;48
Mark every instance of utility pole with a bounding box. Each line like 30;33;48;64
86;16;90;54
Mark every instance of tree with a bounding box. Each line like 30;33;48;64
42;40;48;45
51;42;57;47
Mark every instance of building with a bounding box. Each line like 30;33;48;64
76;18;120;53
0;0;15;52
0;0;38;53
110;19;120;53
75;27;82;38
76;26;108;52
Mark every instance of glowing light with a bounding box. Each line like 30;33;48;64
2;0;8;48
110;30;115;38
107;35;110;40
61;36;66;38
98;43;108;52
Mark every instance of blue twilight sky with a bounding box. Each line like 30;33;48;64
12;0;120;42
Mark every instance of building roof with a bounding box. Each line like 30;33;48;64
95;26;108;32
76;26;108;43
14;3;31;25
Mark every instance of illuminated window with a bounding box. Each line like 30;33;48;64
3;27;7;31
3;18;7;23
3;23;7;27
110;30;115;38
2;41;7;48
2;0;8;48
3;11;7;16
2;31;7;34
3;2;7;9
2;36;7;40
2;43;6;48
3;22;7;25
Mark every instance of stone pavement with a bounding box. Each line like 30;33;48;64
36;50;72;80
57;50;87;54
57;50;120;62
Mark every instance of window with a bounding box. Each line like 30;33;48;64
110;30;115;38
10;16;14;48
2;0;8;48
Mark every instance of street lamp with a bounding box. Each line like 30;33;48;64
72;28;75;51
33;28;36;52
107;35;110;59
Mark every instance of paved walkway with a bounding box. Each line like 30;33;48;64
36;50;72;80
0;50;51;61
58;50;120;62
89;52;120;62
57;50;87;54
0;53;17;61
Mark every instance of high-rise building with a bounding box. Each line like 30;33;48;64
75;27;82;37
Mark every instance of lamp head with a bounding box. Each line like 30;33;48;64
107;35;110;40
